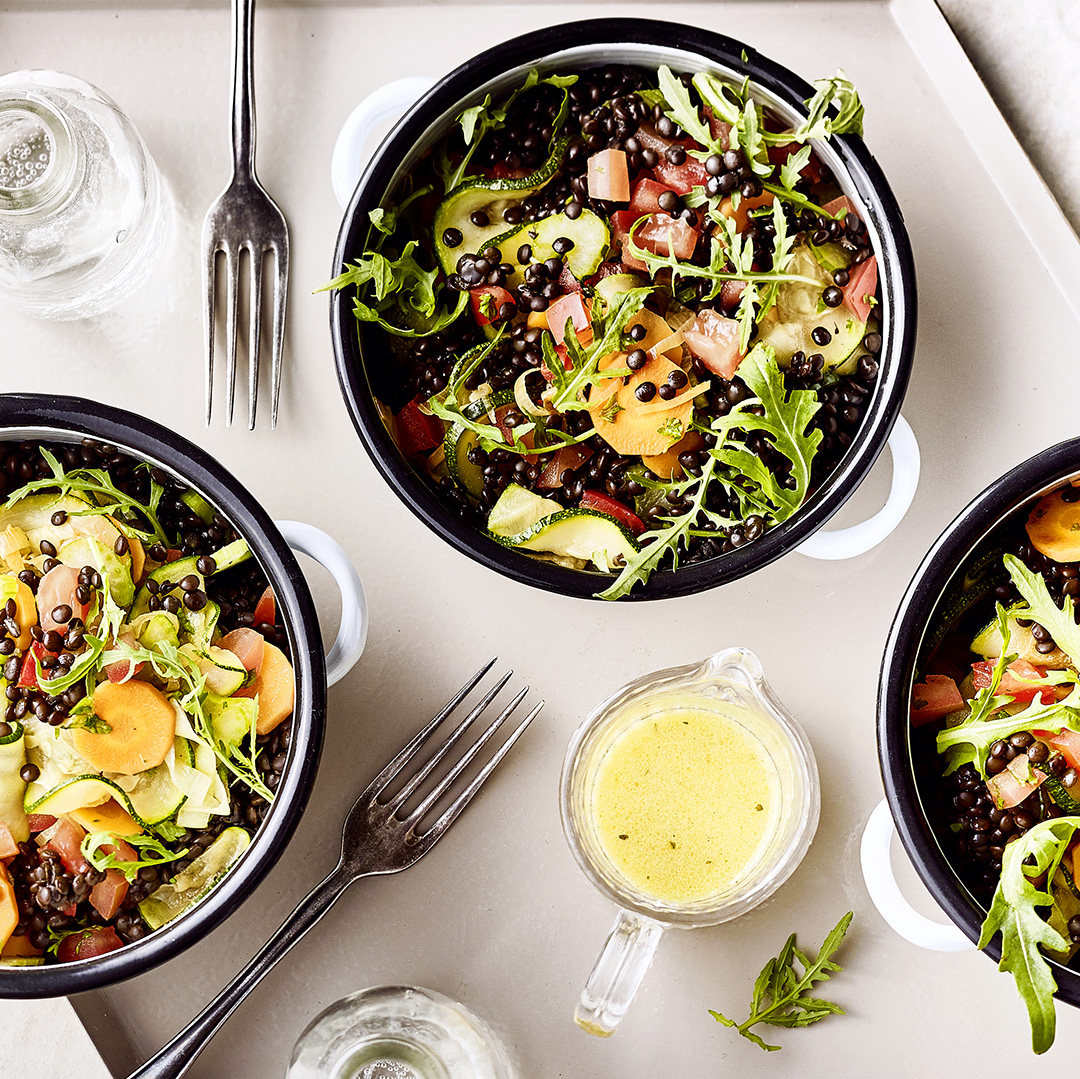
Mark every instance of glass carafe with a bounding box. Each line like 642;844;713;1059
560;647;820;1036
0;69;168;319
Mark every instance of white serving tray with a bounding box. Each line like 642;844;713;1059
1;1;1079;1076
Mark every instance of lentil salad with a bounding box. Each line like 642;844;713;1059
910;481;1080;1052
0;438;295;965
327;62;883;599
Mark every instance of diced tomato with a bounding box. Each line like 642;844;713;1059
583;261;623;290
469;285;516;328
705;110;732;150
822;195;859;223
538;446;592;490
253;586;275;627
587;148;630;202
89;869;129;921
56;926;124;963
910;674;964;726
1040;730;1080;772
17;642;53;690
557;262;583;294
626;213;700;261
988;753;1046;809
580;490;646;535
628;177;670;219
719;280;746;315
653;156;711;196
104;630;144;684
26;814;56;834
540;343;572;381
44;818;89;876
767;142;822;185
842;256;878;322
218;628;265;675
0;823;17;861
395;397;444;458
971;659;1057;704
489;161;530;181
611;210;648;272
546;293;591;346
36;565;89;632
683;309;744;379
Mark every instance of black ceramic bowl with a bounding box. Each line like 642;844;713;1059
879;438;1080;1007
0;394;328;997
331;18;917;600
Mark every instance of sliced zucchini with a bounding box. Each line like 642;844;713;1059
0;721;28;843
444;425;485;499
462;388;515;422
136;611;180;652
809;240;850;274
502;209;609;288
594;272;646;307
26;775;121;816
180;489;216;524
127;752;188;826
130;538;250;620
57;535;135;607
971;604;1070;666
138;826;250;930
0;957;45;967
206;693;258;747
487;483;563;537
0;493;108;556
180;599;220;651
181;644;248;696
490;507;639;572
756;245;867;369
433;137;569;273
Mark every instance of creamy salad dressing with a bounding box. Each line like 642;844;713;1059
592;704;779;904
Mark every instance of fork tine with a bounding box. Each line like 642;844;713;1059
420;700;542;842
269;233;288;429
203;242;218;426
223;245;240;428
367;658;496;797
384;668;514;813
247;247;264;431
403;685;529;828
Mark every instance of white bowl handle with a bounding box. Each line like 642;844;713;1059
860;798;975;951
796;414;921;560
275;520;368;688
331;75;438;210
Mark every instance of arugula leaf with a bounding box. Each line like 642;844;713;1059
778;144;812;190
598;454;735;601
710;912;853;1051
1005;554;1080;666
795;70;865;141
81;830;189;884
979;817;1080;1053
937;683;1080;777
367;184;432;238
547;287;653;413
708;345;822;520
690;70;745;129
656;66;718;152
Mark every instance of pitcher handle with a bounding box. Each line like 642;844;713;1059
574;910;665;1037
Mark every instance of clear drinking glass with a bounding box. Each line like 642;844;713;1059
0;69;168;319
560;646;820;1037
287;985;516;1079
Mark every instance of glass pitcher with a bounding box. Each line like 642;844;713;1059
0;69;168;319
560;646;820;1037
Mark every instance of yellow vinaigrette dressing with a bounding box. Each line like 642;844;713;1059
593;705;779;905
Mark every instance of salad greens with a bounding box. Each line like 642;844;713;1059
710;911;853;1051
81;830;189;884
979;819;1080;1054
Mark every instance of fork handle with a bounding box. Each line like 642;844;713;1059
127;861;355;1079
231;0;256;177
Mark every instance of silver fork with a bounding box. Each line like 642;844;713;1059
203;0;289;430
128;660;540;1079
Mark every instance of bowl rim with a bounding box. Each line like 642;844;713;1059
330;17;918;601
878;436;1080;1002
0;393;326;997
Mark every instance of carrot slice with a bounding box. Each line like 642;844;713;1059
0;864;17;953
11;580;37;650
249;643;295;735
75;680;177;775
1026;488;1080;563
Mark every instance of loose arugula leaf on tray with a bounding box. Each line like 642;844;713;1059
979;818;1080;1054
710;911;853;1051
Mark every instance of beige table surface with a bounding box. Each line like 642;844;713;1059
1;1;1079;1077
